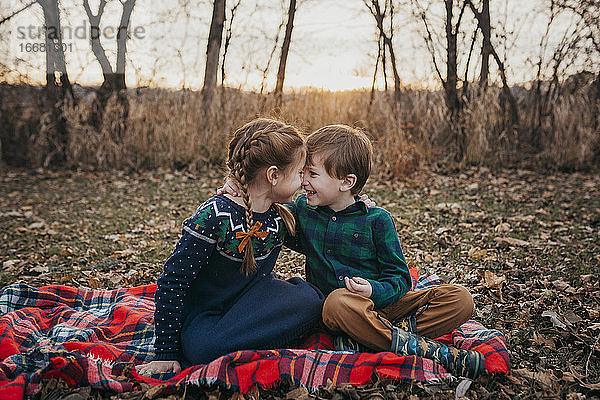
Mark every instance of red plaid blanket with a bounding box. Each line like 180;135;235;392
0;275;509;398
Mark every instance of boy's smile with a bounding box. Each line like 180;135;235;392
301;155;356;212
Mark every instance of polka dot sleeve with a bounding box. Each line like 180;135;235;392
153;205;222;361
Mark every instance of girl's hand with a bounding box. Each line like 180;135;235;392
344;276;373;298
216;179;241;197
136;360;181;375
359;194;376;208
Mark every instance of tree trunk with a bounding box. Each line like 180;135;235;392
38;0;73;166
444;0;465;160
383;35;402;106
369;35;382;109
479;0;490;89
466;0;519;125
39;0;72;96
444;0;459;116
83;0;133;131
115;0;135;91
202;0;226;111
368;0;402;108
274;0;296;105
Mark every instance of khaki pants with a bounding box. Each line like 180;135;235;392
322;284;474;352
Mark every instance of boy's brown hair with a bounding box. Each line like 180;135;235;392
306;125;373;194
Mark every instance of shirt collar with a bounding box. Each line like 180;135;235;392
316;196;368;215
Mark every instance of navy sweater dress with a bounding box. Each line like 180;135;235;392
153;195;324;365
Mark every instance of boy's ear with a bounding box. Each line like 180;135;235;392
339;174;357;193
266;166;279;185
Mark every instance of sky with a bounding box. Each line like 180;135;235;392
0;0;590;91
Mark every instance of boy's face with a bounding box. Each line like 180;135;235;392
301;154;348;209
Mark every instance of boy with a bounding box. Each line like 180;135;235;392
220;125;485;378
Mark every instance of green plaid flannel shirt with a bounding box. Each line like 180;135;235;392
285;194;412;310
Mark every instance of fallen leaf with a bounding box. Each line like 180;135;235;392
560;371;576;383
468;248;488;260
3;260;19;269
587;309;599;319
143;384;169;399
27;221;46;229
483;270;506;288
110;275;124;285
455;378;472;399
564;311;582;325
541;310;568;330
552;279;570;291
112;248;136;258
395;218;410;226
88;276;103;289
494;222;511;233
104;233;135;242
568;363;600;390
588;323;600;331
533;331;556;350
494;237;531;247
513;368;557;391
286;387;310;400
1;211;23;217
435;202;461;210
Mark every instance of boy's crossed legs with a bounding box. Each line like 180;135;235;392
323;284;473;348
322;284;485;379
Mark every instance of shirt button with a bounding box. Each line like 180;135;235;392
353;233;359;238
338;276;344;281
331;216;337;221
326;249;331;254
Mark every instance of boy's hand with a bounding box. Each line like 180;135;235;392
358;194;376;208
136;360;181;375
344;276;373;298
216;179;240;197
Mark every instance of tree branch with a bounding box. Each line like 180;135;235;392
0;1;36;26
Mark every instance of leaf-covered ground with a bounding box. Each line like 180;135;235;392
1;167;599;399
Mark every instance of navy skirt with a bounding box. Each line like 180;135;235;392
181;275;324;365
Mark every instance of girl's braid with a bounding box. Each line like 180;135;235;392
232;129;270;274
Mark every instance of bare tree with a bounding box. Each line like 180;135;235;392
0;1;36;26
83;0;136;92
202;0;225;111
364;0;402;108
221;0;241;89
527;0;599;149
259;19;285;95
273;0;296;105
444;0;464;121
83;0;136;127
478;0;490;88
552;0;600;95
37;0;75;166
413;0;468;158
465;0;519;124
38;0;73;98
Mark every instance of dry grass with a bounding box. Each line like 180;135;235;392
1;83;598;174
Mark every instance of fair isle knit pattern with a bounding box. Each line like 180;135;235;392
153;195;285;361
186;197;283;261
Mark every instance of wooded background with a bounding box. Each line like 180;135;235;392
0;0;599;174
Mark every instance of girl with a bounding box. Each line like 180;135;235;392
137;119;325;374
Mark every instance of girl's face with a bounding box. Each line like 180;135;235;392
270;150;306;204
